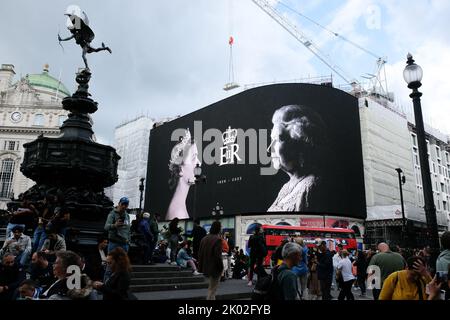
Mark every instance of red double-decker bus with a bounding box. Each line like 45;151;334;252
261;225;357;266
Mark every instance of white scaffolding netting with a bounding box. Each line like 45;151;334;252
107;116;154;209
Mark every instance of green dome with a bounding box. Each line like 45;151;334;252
26;68;70;97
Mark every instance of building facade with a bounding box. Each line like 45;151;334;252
109;116;154;209
361;93;450;247
0;64;70;209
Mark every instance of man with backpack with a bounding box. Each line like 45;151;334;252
252;242;302;301
277;242;302;300
247;226;267;286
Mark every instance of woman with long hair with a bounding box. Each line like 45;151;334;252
93;247;134;300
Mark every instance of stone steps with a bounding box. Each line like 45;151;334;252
130;281;209;293
130;276;205;285
132;265;180;272
130;264;208;293
132;271;194;278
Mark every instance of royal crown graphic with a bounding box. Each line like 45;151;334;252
222;126;238;145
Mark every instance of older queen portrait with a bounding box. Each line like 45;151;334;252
268;104;332;212
166;129;201;220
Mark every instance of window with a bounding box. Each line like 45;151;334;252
34;114;44;126
58;115;66;127
411;134;417;147
441;183;445;193
436;147;441;159
2;141;19;151
8;141;15;151
444;201;448;211
0;158;15;198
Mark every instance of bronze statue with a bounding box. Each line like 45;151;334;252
58;7;111;70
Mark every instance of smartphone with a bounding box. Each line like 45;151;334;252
436;272;448;283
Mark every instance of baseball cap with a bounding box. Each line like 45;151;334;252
119;197;129;205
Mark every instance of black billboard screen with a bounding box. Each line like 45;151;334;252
145;84;366;220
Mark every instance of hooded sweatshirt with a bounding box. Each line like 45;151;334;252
436;249;450;272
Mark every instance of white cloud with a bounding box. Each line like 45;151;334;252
1;0;449;138
382;1;450;134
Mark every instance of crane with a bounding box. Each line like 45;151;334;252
250;0;389;95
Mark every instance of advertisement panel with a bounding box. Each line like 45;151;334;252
146;84;366;220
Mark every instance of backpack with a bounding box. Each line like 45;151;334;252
251;265;283;301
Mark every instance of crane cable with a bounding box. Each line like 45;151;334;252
252;0;352;83
277;1;383;61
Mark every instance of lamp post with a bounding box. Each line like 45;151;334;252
139;177;145;213
395;168;407;246
193;164;206;221
403;54;440;254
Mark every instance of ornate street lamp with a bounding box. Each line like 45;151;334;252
139;177;145;213
192;164;206;220
395;168;407;246
403;53;440;255
194;164;202;179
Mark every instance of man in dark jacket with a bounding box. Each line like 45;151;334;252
139;213;154;265
0;254;26;300
149;213;160;264
198;221;223;300
317;241;333;300
247;226;267;286
30;252;54;291
192;219;206;260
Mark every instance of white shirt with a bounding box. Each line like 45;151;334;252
333;253;343;269
99;249;107;264
337;257;355;282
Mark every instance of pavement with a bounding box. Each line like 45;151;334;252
134;278;254;300
134;277;375;301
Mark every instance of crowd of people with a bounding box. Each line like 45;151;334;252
1;194;449;301
0;196;236;300
247;228;450;301
0;196;141;300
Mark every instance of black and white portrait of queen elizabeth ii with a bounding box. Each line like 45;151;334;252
268;104;333;212
166;129;201;220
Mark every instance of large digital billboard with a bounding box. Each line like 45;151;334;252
145;84;366;220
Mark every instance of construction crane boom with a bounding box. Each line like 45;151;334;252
251;0;355;84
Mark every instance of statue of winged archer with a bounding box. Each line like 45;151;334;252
58;6;112;70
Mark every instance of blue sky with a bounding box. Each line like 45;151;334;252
1;1;449;142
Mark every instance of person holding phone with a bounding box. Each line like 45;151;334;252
427;265;449;300
104;197;131;253
379;256;432;300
